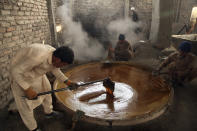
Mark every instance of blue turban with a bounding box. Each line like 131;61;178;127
119;34;125;40
178;41;191;53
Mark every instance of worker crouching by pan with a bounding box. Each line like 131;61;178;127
156;41;197;86
10;44;78;131
114;34;134;61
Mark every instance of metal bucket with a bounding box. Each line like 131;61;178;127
53;62;173;126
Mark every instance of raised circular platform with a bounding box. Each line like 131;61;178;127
54;62;173;126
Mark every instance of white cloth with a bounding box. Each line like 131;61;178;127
10;44;68;130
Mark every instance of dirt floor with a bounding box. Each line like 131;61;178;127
1;44;197;131
1;81;197;131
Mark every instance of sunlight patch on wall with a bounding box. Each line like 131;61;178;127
190;7;197;23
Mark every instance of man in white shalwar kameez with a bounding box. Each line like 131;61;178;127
10;44;78;131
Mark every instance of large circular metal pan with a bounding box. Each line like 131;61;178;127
53;62;173;126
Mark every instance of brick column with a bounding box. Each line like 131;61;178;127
47;0;58;47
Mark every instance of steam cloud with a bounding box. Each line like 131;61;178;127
57;3;105;62
107;18;144;48
57;1;145;61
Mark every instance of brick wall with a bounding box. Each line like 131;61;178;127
0;0;51;109
129;0;152;39
69;0;153;42
72;0;125;42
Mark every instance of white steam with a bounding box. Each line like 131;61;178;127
57;1;145;61
57;3;105;61
107;17;144;47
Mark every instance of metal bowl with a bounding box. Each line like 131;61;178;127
53;62;173;126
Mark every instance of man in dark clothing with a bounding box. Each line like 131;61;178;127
157;41;197;85
130;7;139;22
114;34;133;61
